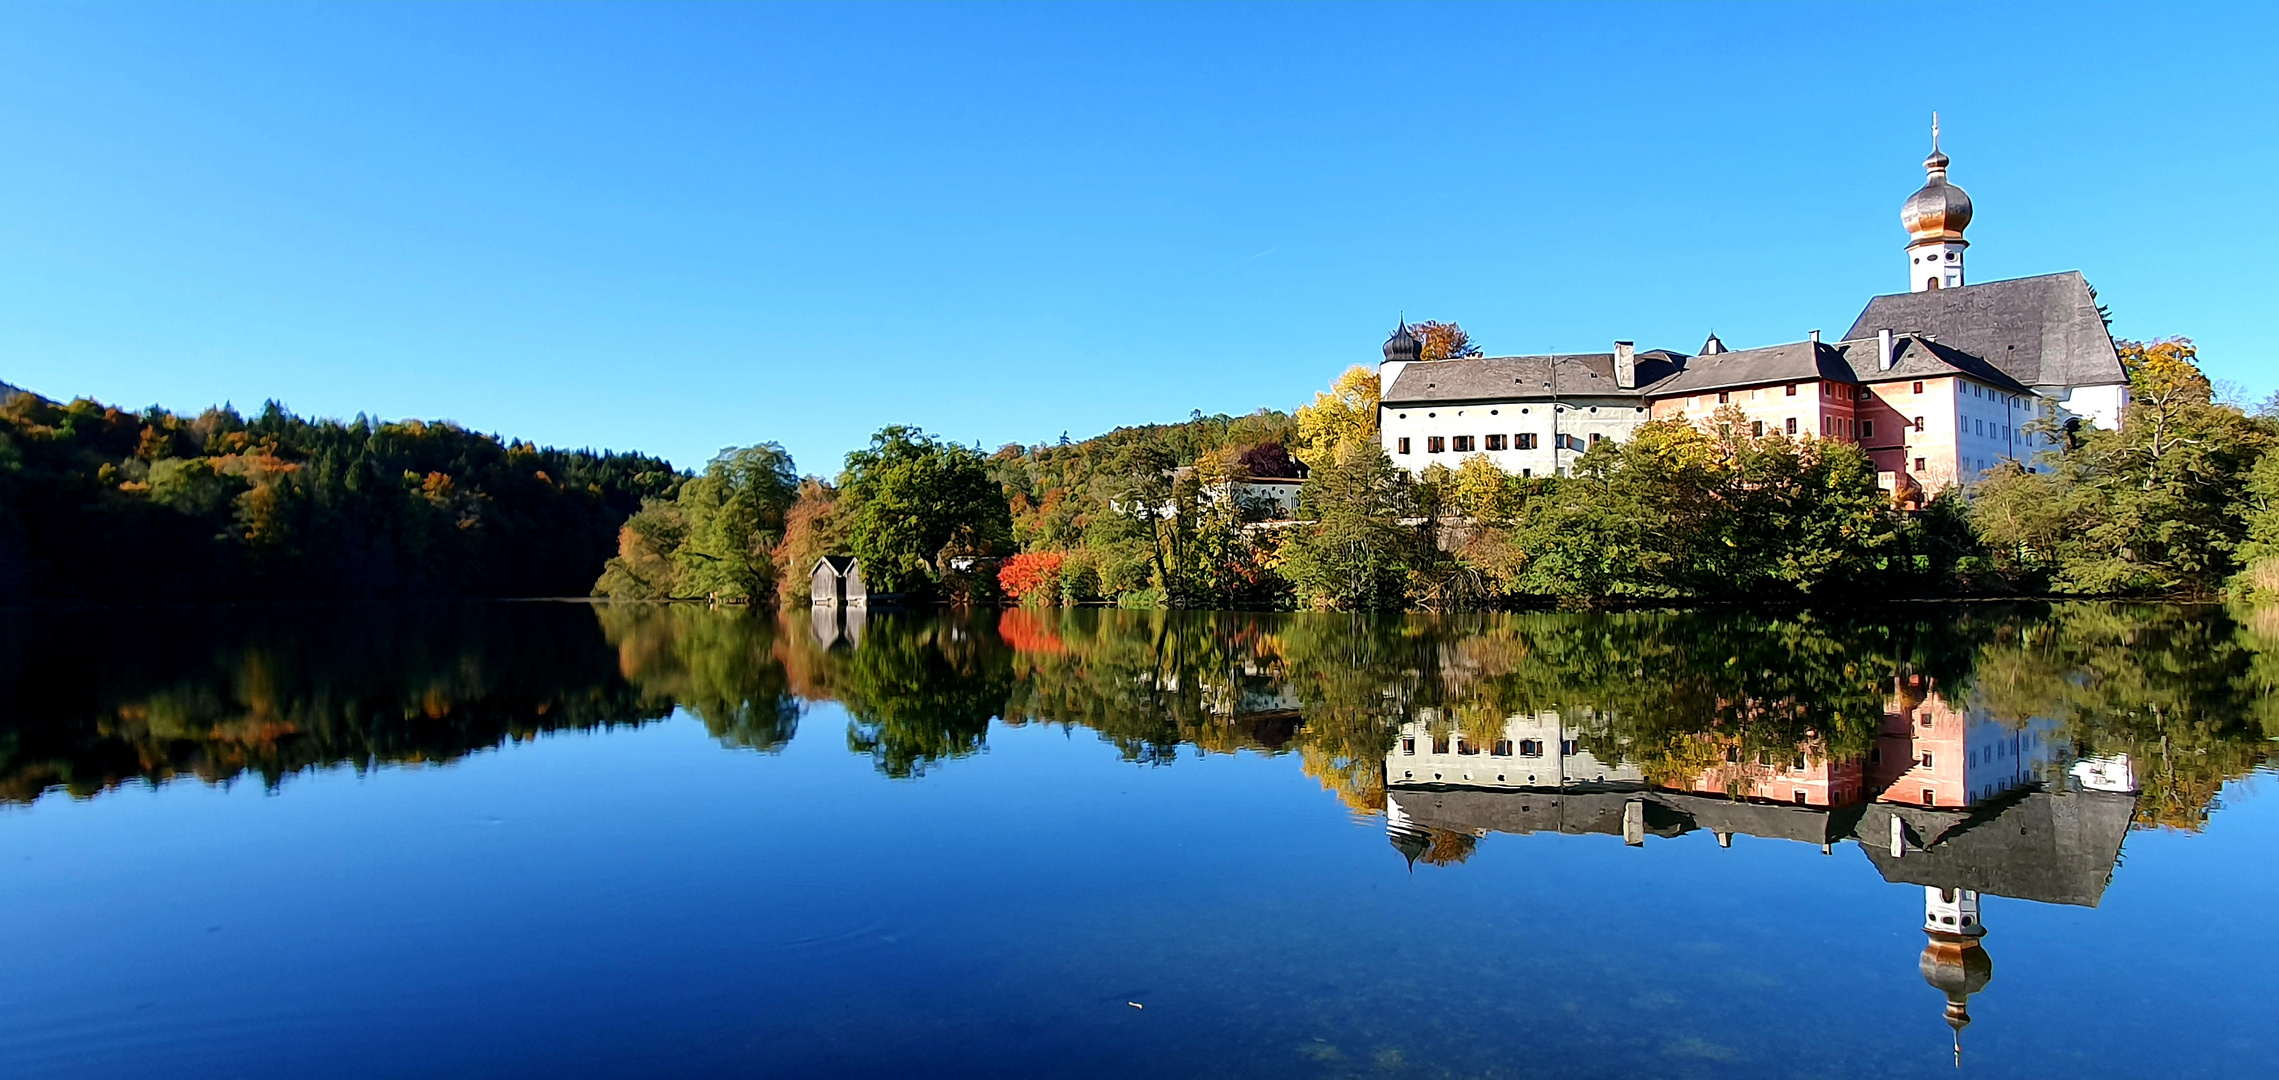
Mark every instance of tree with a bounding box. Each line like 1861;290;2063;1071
770;478;850;605
671;444;800;603
998;551;1066;602
1410;320;1482;361
1280;441;1419;609
1974;339;2270;596
1294;366;1380;471
2121;338;2213;458
839;426;1013;597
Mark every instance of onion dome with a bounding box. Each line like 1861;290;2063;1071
1383;320;1421;363
1920;933;1993;1064
1901;147;1973;244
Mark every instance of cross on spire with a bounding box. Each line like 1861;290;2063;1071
1932;111;1941;152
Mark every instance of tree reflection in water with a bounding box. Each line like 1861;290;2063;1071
4;600;2274;1061
4;602;2271;822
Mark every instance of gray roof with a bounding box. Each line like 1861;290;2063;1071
1858;336;2034;394
1381;351;1684;406
1644;340;1853;397
1388;785;1690;842
1642;335;2034;399
1855;788;2135;907
1842;272;2124;391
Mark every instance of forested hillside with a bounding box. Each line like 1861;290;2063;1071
0;392;680;602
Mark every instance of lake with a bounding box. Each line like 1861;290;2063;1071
1;602;2273;1078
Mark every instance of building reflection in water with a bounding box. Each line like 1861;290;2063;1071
1384;676;2142;1066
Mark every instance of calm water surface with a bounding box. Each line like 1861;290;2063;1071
1;603;2274;1078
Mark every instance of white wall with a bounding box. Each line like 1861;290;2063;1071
1386;711;1642;789
1380;396;1651;478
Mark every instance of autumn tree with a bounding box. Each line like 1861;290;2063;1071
769;478;850;605
1294;365;1380;471
1410;320;1482;362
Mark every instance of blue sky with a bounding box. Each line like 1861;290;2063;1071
3;3;2272;475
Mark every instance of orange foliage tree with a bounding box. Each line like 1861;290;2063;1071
997;551;1066;601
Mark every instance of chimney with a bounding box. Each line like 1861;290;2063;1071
1809;328;1821;344
1614;341;1636;390
1878;327;1896;372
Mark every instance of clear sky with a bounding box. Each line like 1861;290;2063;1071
3;3;2273;475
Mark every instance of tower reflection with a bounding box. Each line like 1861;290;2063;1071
1384;677;2143;1063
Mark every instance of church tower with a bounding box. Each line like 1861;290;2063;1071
1919;885;1993;1066
1902;114;1974;292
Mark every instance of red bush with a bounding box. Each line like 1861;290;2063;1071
997;551;1066;600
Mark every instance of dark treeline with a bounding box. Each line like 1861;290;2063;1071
6;602;2273;832
0;393;680;602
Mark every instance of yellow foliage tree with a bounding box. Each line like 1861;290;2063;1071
1294;365;1379;470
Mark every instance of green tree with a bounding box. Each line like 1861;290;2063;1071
1972;340;2269;596
839;426;1013;598
673;444;799;603
1281;441;1419;609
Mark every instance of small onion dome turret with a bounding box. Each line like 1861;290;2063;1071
1919;932;1993;1064
1901;148;1974;244
1383;321;1421;364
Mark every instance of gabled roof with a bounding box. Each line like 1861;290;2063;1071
1845;336;2034;394
1842;271;2124;391
1643;340;1854;396
813;555;857;575
1640;335;2035;399
1857;789;2134;907
1381;350;1684;405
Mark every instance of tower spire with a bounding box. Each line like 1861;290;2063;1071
1932;110;1941;153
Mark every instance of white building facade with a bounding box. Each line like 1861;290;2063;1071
1370;130;2131;483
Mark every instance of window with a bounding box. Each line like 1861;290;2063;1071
1432;735;1450;754
1869;746;1881;764
1492;740;1512;757
1821;417;1831;436
1912;381;1924;394
1920;752;1935;768
1400;737;1415;756
1519;739;1544;757
1793;755;1808;771
1560;739;1578;757
1396;437;1411;454
1589;433;1603;445
1725;746;1739;763
1785;417;1797;435
1785;384;1797;397
1922;787;1937;805
1913;416;1925;432
1717;391;1730;404
1856;386;1871;401
1861;419;1874;439
1517;433;1538;450
1974;420;1983;436
1794;790;1809;805
1451;435;1474;452
1521;468;1531;478
1457;739;1478;756
1484;434;1506;451
1751;420;1764;437
1914;456;1927;472
1427;436;1446;453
